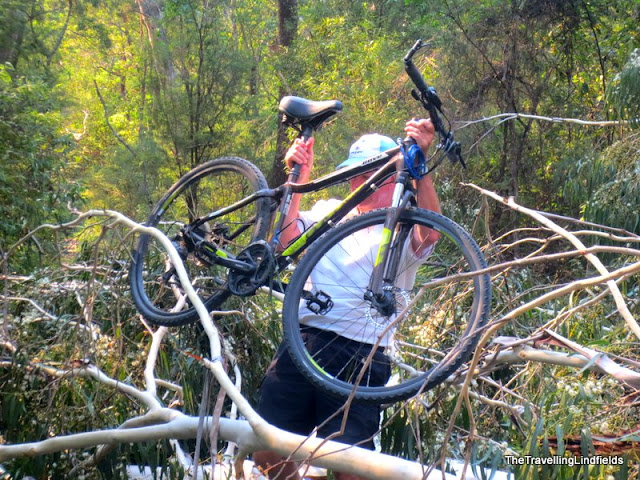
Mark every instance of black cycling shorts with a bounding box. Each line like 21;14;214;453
256;326;391;450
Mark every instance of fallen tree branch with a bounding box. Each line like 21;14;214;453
1;209;470;480
0;414;469;479
456;112;631;128
539;329;640;389
480;342;640;388
465;183;640;341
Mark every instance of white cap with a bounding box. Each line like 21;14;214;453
336;134;397;169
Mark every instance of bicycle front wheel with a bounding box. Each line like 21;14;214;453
130;157;272;327
282;207;491;403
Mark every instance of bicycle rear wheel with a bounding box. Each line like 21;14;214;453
130;157;272;327
282;207;491;403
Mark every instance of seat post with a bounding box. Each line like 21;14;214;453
272;124;313;249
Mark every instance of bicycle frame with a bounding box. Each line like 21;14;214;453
186;143;411;294
276;146;403;259
184;39;464;296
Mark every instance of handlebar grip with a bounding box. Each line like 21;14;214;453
404;61;429;95
404;40;424;63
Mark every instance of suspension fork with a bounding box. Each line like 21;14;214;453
367;171;414;300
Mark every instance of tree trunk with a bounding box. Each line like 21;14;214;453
136;0;176;83
278;0;298;46
269;0;298;188
0;8;27;68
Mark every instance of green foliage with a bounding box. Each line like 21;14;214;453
2;0;640;478
561;135;640;235
607;49;640;127
0;65;81;261
584;136;640;234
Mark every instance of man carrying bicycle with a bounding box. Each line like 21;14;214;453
254;118;440;480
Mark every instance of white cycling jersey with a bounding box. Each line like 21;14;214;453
297;199;433;347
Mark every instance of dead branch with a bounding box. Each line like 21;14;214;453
465;183;640;340
456;112;631;128
0;210;468;480
93;80;137;158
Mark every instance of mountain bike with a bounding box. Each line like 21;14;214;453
130;40;491;403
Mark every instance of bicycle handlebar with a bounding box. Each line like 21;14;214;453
404;40;465;169
404;41;430;94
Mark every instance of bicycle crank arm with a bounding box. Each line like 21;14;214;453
196;243;255;273
183;230;252;273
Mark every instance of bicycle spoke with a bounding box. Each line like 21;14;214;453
131;158;271;326
283;208;490;402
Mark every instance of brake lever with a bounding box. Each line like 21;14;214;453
452;142;466;169
441;137;466;169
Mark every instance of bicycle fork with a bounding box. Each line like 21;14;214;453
365;171;414;316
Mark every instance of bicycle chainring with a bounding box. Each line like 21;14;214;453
227;241;275;296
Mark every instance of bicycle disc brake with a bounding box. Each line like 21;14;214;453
364;287;411;328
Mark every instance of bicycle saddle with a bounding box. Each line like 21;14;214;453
279;96;343;131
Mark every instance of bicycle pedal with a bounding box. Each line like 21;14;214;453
305;290;334;315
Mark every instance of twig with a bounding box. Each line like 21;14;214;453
465;183;640;340
209;380;227;479
93;80;137;158
192;370;211;480
459;395;476;480
419;244;640;289
0;295;57;320
456;112;630;128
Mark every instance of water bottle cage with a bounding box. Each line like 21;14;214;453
400;143;428;180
